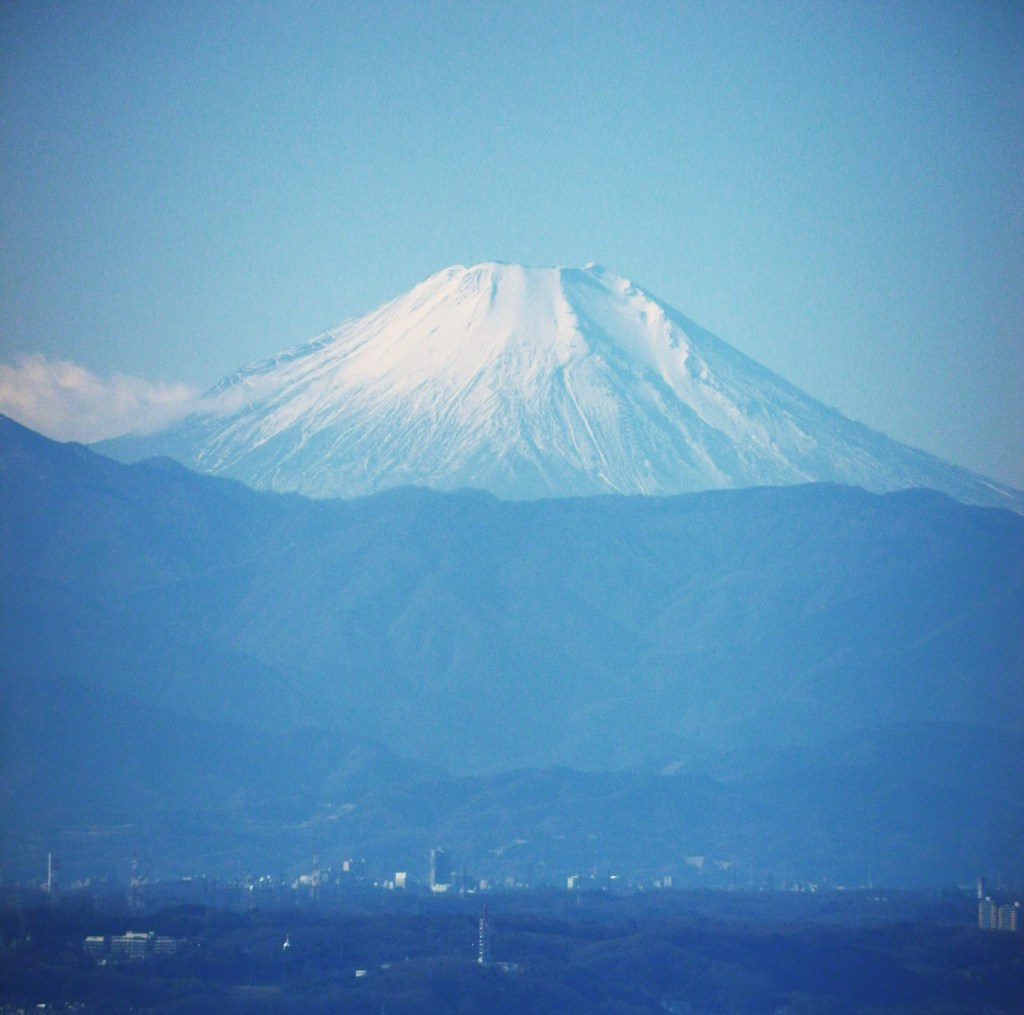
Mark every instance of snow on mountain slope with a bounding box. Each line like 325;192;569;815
98;262;1023;509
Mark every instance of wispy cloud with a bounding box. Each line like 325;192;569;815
0;354;202;443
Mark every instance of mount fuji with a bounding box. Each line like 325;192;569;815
99;262;1021;509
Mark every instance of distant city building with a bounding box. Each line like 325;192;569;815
340;858;367;878
979;896;1019;932
979;901;991;929
95;930;184;960
565;872;624;892
429;848;452;892
110;931;154;960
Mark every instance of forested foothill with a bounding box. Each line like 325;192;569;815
1;888;1021;1014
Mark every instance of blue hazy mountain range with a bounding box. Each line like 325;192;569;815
2;416;1022;885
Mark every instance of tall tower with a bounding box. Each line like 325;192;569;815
310;852;321;902
128;854;145;911
45;852;58;900
477;904;491;965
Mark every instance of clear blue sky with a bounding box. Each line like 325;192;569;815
1;0;1021;486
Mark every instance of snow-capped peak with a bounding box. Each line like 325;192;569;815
97;262;1023;511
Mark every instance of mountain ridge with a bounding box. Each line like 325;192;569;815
6;414;1023;776
96;263;1023;511
3;416;1022;884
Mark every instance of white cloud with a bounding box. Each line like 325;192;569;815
0;354;202;443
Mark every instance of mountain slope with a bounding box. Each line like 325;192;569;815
6;415;1023;776
97;263;1022;509
3;417;1023;883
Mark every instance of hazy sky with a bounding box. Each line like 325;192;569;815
1;0;1021;486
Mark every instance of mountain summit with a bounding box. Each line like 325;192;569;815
100;262;1021;508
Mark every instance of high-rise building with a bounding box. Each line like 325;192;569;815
979;897;998;929
429;848;452;892
979;896;1020;932
110;931;154;960
998;903;1019;932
